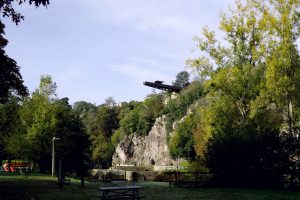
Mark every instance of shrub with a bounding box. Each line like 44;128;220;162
119;94;164;136
169;115;196;160
164;81;203;133
205;124;289;188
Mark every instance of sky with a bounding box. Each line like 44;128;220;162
3;0;235;105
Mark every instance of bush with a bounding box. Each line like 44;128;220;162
164;81;203;133
205;124;289;188
111;128;126;148
169;115;196;160
119;94;164;136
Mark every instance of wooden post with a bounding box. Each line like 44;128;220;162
169;171;171;188
59;160;62;187
195;172;199;187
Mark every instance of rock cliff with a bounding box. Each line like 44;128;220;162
112;115;176;167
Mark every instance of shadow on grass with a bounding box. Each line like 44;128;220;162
0;173;98;200
0;173;300;200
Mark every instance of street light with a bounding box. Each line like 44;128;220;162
52;137;60;177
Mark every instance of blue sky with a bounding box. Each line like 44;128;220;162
3;0;234;105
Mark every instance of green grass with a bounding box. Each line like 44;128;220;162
0;173;300;200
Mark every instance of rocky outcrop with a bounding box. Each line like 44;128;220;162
112;115;176;167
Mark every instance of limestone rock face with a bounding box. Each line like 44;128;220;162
112;115;175;167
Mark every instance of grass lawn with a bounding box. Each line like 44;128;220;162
0;173;300;200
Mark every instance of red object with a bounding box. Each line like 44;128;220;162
2;163;32;172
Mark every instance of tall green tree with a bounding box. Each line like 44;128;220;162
173;71;190;88
186;0;300;187
18;75;57;172
0;0;50;102
187;0;273;157
169;115;196;160
90;104;120;166
53;98;89;174
73;101;97;136
0;97;23;165
259;0;300;136
14;76;90;173
0;23;28;103
119;94;164;136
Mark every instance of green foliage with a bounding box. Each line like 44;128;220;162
17;77;58;171
91;133;114;164
6;76;90;174
120;108;140;135
164;81;203;133
0;98;23;162
53;98;90;174
88;105;119;165
111;128;126;148
1;0;50;25
119;94;164;136
173;71;190;88
73;98;146;166
95;106;119;137
117;101;140;120
73;101;97;137
73;101;96;115
183;0;300;188
169;115;196;160
0;0;48;101
0;22;28;103
206;122;289;187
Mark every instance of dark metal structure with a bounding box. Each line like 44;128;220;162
143;81;182;93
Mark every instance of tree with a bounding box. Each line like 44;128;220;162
18;75;58;172
187;0;272;157
73;101;97;117
169;115;196;160
186;0;299;187
119;94;164;136
53;98;90;174
73;101;97;138
89;105;120;166
173;71;190;88
0;97;23;167
163;81;203;133
259;0;300;187
260;0;300;137
0;0;50;25
206;125;289;187
0;23;28;103
14;76;90;173
0;0;50;101
105;96;117;107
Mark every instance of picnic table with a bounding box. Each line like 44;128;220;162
98;185;145;200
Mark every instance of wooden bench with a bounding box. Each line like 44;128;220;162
98;185;145;200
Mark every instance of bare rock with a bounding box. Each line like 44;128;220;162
112;115;176;167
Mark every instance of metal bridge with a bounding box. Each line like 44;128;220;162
143;81;182;93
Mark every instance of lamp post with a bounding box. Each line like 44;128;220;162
52;137;60;177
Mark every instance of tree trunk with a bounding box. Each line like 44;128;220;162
80;175;84;187
287;95;293;136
